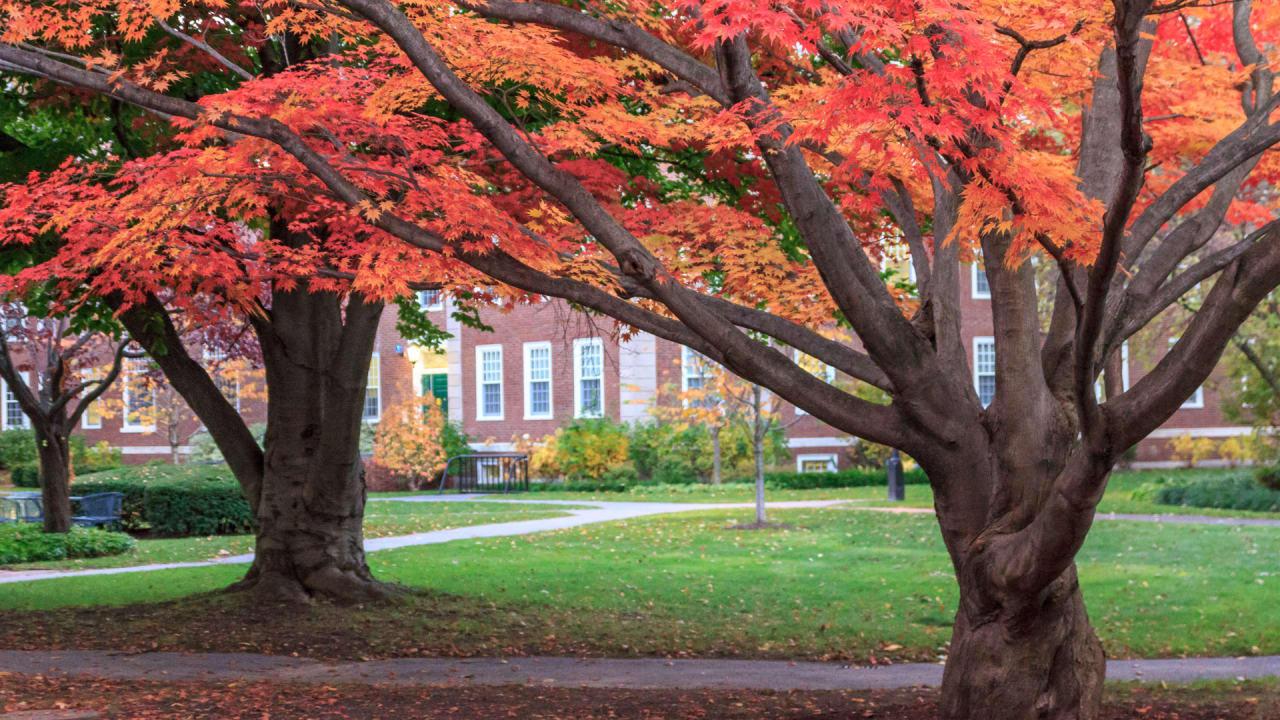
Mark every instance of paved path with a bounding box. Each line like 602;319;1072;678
0;498;848;585
1;650;1277;689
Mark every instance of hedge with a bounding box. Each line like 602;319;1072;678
0;523;135;564
11;462;39;488
1144;474;1280;513
71;463;253;536
726;468;931;490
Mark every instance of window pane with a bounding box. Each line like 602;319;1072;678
530;381;550;415
975;265;990;295
581;378;601;414
483;383;502;415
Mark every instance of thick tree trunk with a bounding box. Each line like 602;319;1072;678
710;425;721;485
230;286;393;604
941;563;1104;720
35;428;72;534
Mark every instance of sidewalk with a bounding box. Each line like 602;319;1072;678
1;649;1277;689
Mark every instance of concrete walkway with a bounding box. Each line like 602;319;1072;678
1;649;1277;689
0;497;848;585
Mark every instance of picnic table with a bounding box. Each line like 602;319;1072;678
0;492;124;529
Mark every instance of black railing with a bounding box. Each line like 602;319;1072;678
438;454;529;494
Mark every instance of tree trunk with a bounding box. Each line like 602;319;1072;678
34;427;72;534
710;425;721;485
941;562;1104;720
752;385;766;524
230;286;393;604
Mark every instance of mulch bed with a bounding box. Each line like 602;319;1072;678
2;676;1275;719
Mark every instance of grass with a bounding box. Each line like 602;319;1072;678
2;500;576;570
2;505;1277;664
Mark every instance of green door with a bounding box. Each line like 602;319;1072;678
421;373;448;414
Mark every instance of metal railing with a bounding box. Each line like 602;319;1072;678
437;454;529;494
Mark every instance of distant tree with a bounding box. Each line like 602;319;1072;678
372;394;448;489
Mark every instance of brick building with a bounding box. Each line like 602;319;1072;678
8;267;1252;470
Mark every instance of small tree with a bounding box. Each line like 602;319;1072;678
0;303;128;532
372;394;448;489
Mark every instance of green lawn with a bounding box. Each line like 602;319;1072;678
2;504;1276;664
2;500;576;570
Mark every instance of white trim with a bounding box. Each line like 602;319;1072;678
787;436;856;448
476;344;504;421
971;262;990;299
522;341;553;420
1146;426;1253;439
1;371;29;430
619;331;657;424
973;336;996;408
445;297;463;424
362;351;382;422
573;337;604;418
118;445;195;455
797;453;839;473
1121;342;1130;392
468;441;517;452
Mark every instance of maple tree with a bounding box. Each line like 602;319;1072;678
371;393;448;489
0;303;129;533
2;0;1280;716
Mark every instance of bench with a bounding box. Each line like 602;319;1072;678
71;492;125;530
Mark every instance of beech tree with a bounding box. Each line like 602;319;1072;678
3;0;1280;717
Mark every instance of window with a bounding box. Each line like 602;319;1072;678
418;289;443;312
82;397;103;429
2;372;29;430
793;349;835;415
1169;338;1204;409
363;352;381;421
797;454;838;473
574;337;604;418
972;262;991;299
476;344;504;420
204;351;241;413
523;341;553;419
681;346;714;407
974;337;996;407
122;358;155;432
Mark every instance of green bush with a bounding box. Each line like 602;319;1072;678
724;468;930;490
0;430;36;469
10;461;40;488
71;463;252;535
0;523;134;565
1150;473;1280;513
72;437;122;474
144;479;253;536
1255;465;1280;492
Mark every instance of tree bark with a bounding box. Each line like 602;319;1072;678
229;285;394;604
709;425;721;485
941;563;1104;720
752;385;766;524
34;426;72;534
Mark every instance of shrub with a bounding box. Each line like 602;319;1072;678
724;468;930;490
550;418;629;481
0;523;135;565
71;463;251;535
144;478;253;536
0;430;36;469
10;461;40;488
1255;465;1280;492
1152;473;1280;513
1168;433;1217;468
73;438;122;474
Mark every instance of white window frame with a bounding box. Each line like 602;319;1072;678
797;453;838;473
418;289;443;312
81;369;103;430
573;337;605;418
972;262;991;299
476;344;504;421
203;350;242;414
121;358;155;433
1169;338;1204;409
363;351;382;422
1;372;30;430
974;336;996;408
522;341;553;420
